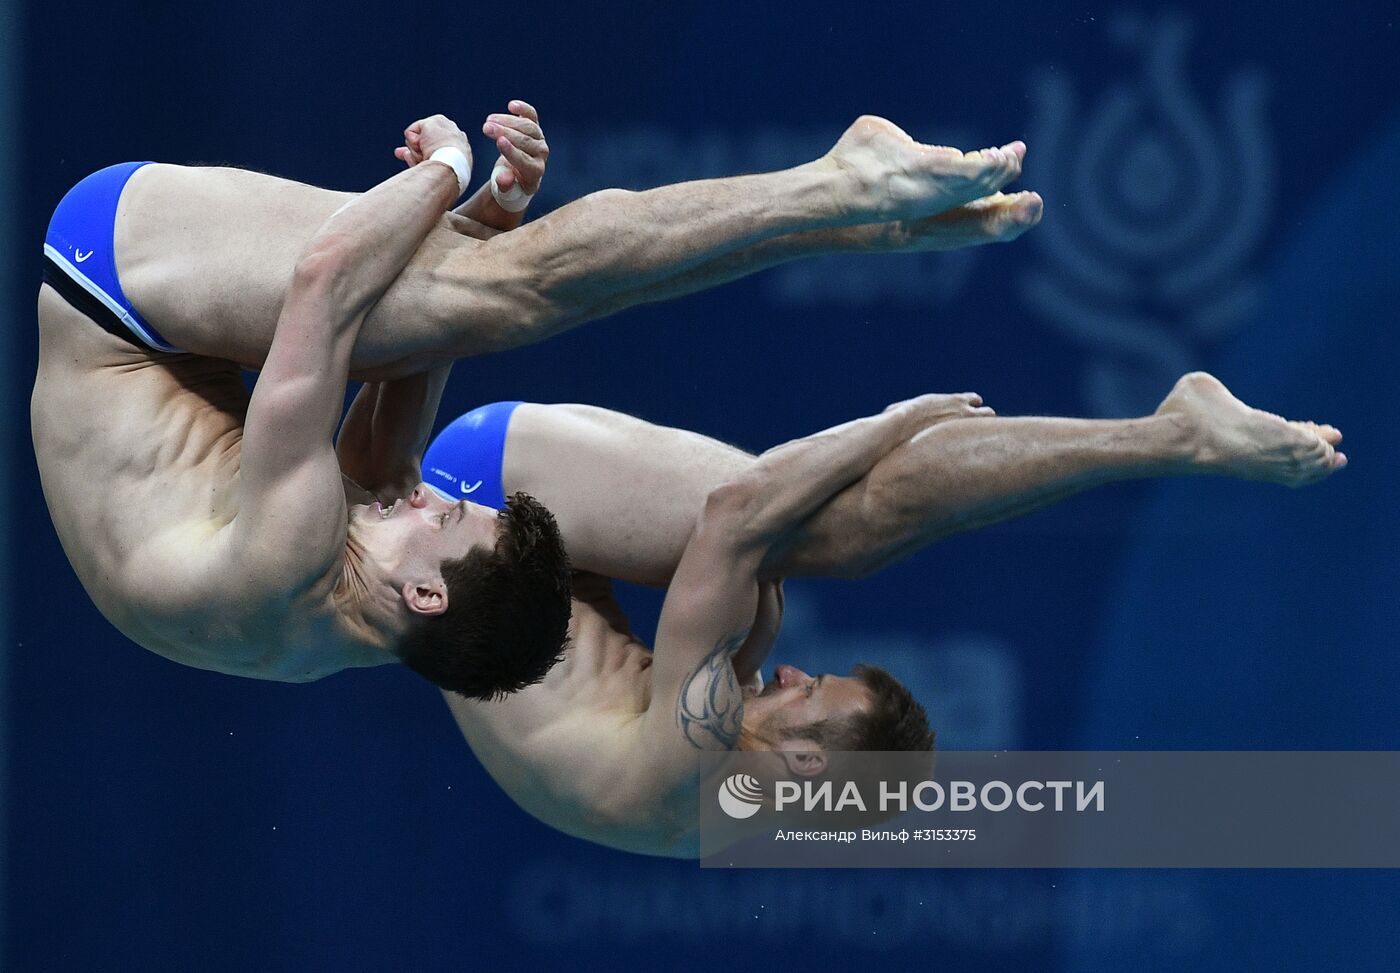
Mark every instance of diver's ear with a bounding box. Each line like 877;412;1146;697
778;748;828;777
402;578;448;617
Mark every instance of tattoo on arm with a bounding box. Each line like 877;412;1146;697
676;633;748;750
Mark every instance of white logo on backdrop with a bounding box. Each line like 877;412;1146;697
1020;10;1273;415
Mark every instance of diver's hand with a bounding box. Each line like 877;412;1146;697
395;114;473;173
483;99;548;196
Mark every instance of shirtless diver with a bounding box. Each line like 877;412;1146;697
34;104;1043;696
405;377;1344;856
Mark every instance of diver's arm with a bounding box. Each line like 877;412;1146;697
234;116;465;584
337;365;452;501
643;401;929;752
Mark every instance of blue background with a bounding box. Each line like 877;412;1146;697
9;1;1400;969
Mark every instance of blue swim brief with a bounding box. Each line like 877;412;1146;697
42;161;182;353
423;401;526;510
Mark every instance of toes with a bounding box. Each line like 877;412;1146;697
916;190;1043;247
1308;440;1344;481
1291;420;1343;447
985;190;1043;234
1000;191;1043;237
999;143;1023;182
1018;191;1044;225
963;144;1021;192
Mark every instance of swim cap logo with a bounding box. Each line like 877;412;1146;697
717;774;764;819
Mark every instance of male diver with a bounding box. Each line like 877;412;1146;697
35;104;1044;694
388;374;1342;856
34;113;570;698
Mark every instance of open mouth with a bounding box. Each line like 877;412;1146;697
372;500;401;519
746;679;782;700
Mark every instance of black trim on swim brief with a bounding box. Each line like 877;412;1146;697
41;255;148;352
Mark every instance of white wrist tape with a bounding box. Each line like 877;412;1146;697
490;160;535;212
427;146;471;196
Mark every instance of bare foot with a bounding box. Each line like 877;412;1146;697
823;115;1027;224
1155;372;1346;487
888;190;1045;252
